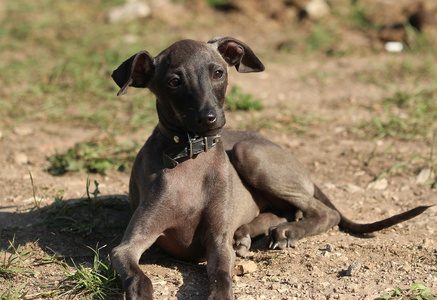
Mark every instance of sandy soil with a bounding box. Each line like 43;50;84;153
1;3;436;299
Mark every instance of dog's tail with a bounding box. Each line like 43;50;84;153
313;185;433;234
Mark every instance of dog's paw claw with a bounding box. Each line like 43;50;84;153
268;224;301;250
269;241;279;250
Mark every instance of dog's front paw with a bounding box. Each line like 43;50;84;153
208;270;233;300
268;223;304;250
124;274;154;300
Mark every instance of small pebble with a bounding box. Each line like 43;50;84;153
345;184;364;193
345;261;361;276
416;167;431;184
14;126;33;136
233;260;257;275
13;152;29;165
367;178;388;190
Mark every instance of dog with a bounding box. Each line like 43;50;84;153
110;37;431;299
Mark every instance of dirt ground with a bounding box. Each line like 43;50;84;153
1;2;437;299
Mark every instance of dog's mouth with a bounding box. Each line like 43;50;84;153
192;127;223;137
185;118;225;137
182;108;226;137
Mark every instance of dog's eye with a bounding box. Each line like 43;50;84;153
213;70;224;79
168;78;181;88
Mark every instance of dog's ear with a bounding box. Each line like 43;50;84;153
112;51;155;96
208;37;265;73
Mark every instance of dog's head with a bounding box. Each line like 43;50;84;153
112;37;264;136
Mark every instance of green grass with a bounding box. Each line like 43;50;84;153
354;57;437;88
305;22;340;55
0;283;28;300
347;1;376;31
59;246;122;299
40;181;130;236
404;22;436;53
0;243;123;299
355;88;437;140
0;0;163;133
204;0;230;7
2;1;437;298
0;238;35;279
361;129;437;186
46;139;139;175
232;108;323;136
225;85;263;111
1;183;129;299
381;283;435;300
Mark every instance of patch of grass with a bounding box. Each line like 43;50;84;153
226;85;263;111
404;22;435;53
41;181;129;236
0;283;28;300
354;88;437;140
0;0;163;132
86;177;101;200
347;1;376;31
46;139;139;175
305;22;340;55
1;185;129;298
374;160;411;182
0;238;35;279
29;172;43;210
26;172;66;213
28;172;61;211
381;283;435;300
280;112;323;135
59;246;122;299
204;0;230;8
367;131;437;185
234;109;323;136
354;57;437;88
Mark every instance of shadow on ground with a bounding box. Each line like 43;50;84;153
0;195;215;299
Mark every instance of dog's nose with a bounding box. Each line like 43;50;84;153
198;110;217;125
206;110;217;124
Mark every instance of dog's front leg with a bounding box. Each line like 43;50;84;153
111;205;163;300
204;167;235;300
206;233;235;300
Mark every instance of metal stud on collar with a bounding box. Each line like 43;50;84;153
204;137;208;152
187;133;194;158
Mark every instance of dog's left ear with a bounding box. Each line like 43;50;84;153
208;37;265;73
112;51;155;96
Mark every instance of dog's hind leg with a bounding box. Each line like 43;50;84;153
234;209;304;256
231;139;341;249
234;212;287;256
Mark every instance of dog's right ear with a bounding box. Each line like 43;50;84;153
112;51;155;96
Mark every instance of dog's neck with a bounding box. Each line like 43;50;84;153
157;122;221;169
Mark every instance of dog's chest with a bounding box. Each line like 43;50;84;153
154;153;228;260
163;155;224;208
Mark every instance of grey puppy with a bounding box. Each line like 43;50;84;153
110;37;431;300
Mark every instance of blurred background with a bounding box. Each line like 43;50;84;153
1;0;436;299
1;0;436;136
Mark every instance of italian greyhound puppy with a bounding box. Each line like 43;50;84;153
110;37;431;299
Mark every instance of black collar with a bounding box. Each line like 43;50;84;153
158;123;221;168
